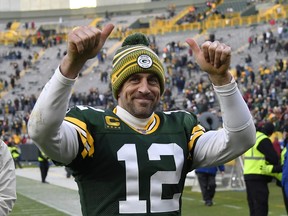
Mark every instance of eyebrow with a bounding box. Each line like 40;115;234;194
130;73;157;78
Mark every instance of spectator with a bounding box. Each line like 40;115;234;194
38;150;50;183
195;165;225;206
244;122;282;216
7;141;22;169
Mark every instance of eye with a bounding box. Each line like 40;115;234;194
148;76;159;85
128;75;140;83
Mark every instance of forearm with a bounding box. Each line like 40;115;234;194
193;78;255;168
213;78;256;154
60;54;86;79
214;78;254;130
28;67;79;164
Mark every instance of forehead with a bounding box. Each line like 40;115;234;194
128;72;158;79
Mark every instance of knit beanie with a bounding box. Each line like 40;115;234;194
262;122;275;136
111;33;165;99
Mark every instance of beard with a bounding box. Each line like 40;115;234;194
128;99;158;118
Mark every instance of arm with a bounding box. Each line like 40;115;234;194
0;140;16;215
28;24;114;164
258;138;279;165
186;39;256;168
258;138;282;173
218;165;225;172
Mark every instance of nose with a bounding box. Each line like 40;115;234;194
138;79;151;94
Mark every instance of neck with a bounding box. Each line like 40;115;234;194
115;105;153;130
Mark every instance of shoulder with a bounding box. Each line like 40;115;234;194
66;105;113;118
159;109;197;120
67;105;108;114
157;110;198;131
65;106;115;129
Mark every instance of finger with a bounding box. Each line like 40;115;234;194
74;30;91;54
219;45;231;67
82;26;101;50
208;41;220;66
214;44;231;68
201;41;212;63
100;23;115;42
68;30;85;54
87;24;114;51
186;38;201;56
214;44;225;68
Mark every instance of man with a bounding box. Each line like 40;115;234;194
28;24;256;215
0;139;16;215
244;122;282;216
195;165;225;206
195;111;224;207
7;141;22;169
38;149;50;183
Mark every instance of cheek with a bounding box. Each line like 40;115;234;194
152;87;161;97
122;83;139;94
118;86;132;99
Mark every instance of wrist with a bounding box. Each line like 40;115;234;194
60;55;86;79
209;72;233;86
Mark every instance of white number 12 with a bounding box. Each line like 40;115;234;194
117;143;184;214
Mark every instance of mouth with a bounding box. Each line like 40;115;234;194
135;94;154;100
133;97;154;107
135;98;152;103
134;93;154;100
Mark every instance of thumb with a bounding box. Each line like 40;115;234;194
186;38;201;56
99;24;114;45
186;38;208;71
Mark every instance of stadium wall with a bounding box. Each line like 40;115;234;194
97;0;150;6
0;0;70;11
0;0;204;22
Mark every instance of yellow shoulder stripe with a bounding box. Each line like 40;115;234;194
64;116;95;159
188;124;205;151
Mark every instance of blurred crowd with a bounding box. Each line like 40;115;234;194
0;17;288;157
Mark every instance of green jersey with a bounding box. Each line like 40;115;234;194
64;106;203;216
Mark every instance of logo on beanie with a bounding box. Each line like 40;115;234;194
137;55;153;69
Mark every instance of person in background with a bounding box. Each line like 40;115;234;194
27;24;256;215
195;165;225;206
0;139;16;215
244;122;282;216
195;111;225;206
272;136;281;158
38;149;50;183
7;141;22;169
281;125;288;214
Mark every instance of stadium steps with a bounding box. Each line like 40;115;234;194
216;1;249;13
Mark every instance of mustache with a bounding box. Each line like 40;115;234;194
133;93;155;100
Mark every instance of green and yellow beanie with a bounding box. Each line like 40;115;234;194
111;33;165;99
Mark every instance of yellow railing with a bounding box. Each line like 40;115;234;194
89;17;103;27
168;6;192;26
10;22;21;30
